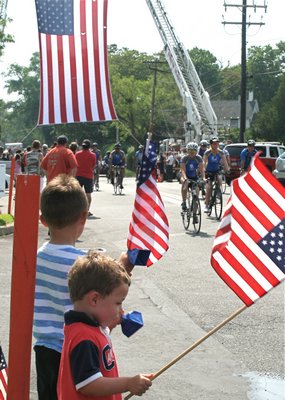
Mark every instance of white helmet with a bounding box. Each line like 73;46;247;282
200;140;209;146
186;142;198;151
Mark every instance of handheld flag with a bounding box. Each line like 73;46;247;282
0;346;8;400
127;140;169;266
35;0;117;125
211;154;285;306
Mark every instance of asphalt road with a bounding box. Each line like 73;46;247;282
0;177;284;399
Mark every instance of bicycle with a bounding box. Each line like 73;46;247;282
206;172;223;220
181;179;202;233
112;165;123;195
94;165;100;191
220;169;227;194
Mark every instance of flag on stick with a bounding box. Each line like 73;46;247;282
127;138;169;267
35;0;117;125
211;154;285;306
0;346;8;400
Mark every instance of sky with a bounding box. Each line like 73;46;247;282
1;0;284;98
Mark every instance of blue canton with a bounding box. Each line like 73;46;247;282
258;219;285;273
138;142;157;186
35;0;74;35
0;347;7;371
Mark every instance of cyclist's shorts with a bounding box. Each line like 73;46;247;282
206;171;220;181
76;176;94;193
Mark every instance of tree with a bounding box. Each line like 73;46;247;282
189;47;221;97
247;42;285;107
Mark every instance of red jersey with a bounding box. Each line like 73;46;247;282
41;145;78;182
58;310;121;400
75;149;96;179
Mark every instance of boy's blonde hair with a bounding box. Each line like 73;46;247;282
68;252;131;303
40;174;88;229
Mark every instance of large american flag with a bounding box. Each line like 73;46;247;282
211;154;285;306
0;346;7;400
127;141;169;267
35;0;117;125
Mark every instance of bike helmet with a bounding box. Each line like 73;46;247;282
42;144;48;150
186;142;198;151
247;139;255;146
200;140;208;147
115;143;121;148
210;137;219;144
92;142;98;147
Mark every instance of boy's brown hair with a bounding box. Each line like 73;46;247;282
40;174;88;229
68;252;131;303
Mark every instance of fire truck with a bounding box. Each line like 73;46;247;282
145;0;217;143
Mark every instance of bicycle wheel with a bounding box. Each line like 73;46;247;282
214;187;223;220
114;172;118;194
181;194;191;230
192;196;201;233
221;172;227;194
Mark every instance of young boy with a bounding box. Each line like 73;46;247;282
33;174;89;400
57;252;153;399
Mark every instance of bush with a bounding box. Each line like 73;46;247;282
0;214;14;226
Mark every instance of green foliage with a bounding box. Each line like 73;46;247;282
1;40;285;146
0;213;14;226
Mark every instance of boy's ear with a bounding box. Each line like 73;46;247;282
80;210;88;224
87;290;100;306
40;214;48;227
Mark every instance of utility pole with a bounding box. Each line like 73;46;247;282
144;60;168;130
222;1;267;142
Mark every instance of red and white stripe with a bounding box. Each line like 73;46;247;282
211;155;285;306
38;0;117;125
127;170;169;267
0;368;7;400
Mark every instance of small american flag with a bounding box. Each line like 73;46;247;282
211;154;285;306
127;140;169;267
35;0;117;125
0;346;8;400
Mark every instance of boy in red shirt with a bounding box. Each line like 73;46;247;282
57;252;153;399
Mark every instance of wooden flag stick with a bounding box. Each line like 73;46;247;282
124;304;247;400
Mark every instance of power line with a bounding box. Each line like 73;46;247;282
222;1;267;142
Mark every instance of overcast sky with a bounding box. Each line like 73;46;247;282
1;0;284;98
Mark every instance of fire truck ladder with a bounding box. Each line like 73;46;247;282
145;0;217;141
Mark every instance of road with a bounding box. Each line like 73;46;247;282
0;176;284;399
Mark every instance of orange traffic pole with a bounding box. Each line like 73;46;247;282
7;157;15;215
7;175;40;400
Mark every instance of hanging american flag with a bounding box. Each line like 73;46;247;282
127;140;169;267
0;346;8;400
35;0;117;125
211;154;285;306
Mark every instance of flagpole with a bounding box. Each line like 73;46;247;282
124;304;247;400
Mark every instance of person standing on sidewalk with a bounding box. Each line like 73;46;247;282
57;252;153;399
75;139;96;217
41;135;78;183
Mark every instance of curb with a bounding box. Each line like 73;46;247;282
0;223;14;236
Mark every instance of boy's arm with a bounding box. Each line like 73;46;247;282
79;374;153;397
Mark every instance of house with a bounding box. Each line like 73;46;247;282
211;92;259;130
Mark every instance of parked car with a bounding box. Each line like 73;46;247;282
224;142;285;183
273;151;285;186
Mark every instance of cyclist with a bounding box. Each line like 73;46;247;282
135;145;144;180
110;143;126;189
92;142;102;190
180;142;205;222
102;151;111;181
203;137;229;213
240;139;257;174
198;140;209;158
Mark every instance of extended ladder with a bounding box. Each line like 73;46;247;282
145;0;217;141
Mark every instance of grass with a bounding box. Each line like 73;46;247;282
0;213;14;226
